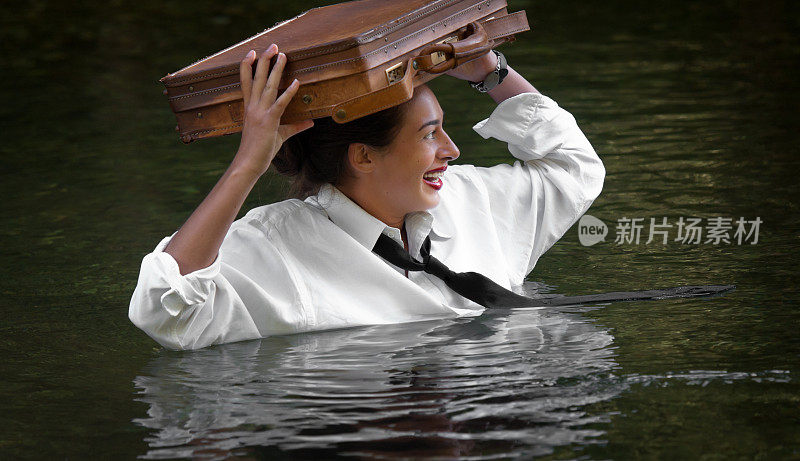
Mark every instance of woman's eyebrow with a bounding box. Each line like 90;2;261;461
417;119;441;131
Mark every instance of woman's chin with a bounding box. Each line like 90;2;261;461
402;184;441;214
421;188;441;210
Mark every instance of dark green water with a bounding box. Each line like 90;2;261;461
1;0;799;459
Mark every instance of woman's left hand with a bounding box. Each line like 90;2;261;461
445;51;497;82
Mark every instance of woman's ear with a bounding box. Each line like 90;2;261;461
346;143;376;175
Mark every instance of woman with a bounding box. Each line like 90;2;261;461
129;45;605;350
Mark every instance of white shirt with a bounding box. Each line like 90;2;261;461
129;93;605;350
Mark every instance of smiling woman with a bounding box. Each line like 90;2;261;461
334;86;460;229
128;45;605;350
276;85;460;228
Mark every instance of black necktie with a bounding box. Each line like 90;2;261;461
372;233;735;308
372;233;535;308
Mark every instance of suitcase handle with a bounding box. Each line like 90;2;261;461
413;21;491;74
332;21;491;124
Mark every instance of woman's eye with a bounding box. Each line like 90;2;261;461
424;130;436;140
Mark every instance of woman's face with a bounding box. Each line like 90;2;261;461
370;85;460;217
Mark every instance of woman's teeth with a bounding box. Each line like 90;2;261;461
423;170;444;180
423;170;444;190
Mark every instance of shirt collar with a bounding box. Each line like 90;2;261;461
404;211;433;259
309;184;449;254
430;216;453;240
311;183;392;251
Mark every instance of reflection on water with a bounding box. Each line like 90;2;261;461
133;298;790;459
134;303;619;459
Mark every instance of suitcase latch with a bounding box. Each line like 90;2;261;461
385;62;406;85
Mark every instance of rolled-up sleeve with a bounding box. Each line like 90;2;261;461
128;211;310;350
472;93;605;282
128;236;262;350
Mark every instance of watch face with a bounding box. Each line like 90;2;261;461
484;71;500;89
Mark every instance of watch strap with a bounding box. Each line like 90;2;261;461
469;50;508;93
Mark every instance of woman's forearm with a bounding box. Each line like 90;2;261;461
487;65;539;104
164;162;260;275
445;52;539;104
164;46;313;276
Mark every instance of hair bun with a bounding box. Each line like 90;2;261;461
269;101;409;198
272;138;304;177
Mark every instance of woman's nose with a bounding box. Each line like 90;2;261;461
438;130;460;161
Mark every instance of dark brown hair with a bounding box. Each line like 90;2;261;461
272;102;409;199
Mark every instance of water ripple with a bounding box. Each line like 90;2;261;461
133;306;790;459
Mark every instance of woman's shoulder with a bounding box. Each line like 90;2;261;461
445;164;476;175
436;164;491;211
231;198;326;237
442;164;485;191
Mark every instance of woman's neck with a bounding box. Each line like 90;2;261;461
335;181;405;229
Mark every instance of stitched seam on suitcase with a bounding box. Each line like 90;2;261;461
170;83;241;102
185;105;330;136
358;0;461;43
166;69;240;86
489;26;528;37
189;123;244;136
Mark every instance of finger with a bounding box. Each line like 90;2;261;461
253;44;278;103
260;52;287;108
239;50;256;109
279;119;315;140
271;78;300;115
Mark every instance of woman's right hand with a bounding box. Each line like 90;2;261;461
164;46;312;275
233;45;314;178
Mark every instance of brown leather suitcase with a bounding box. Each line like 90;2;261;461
161;0;530;143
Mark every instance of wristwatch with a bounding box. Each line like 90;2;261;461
469;50;508;93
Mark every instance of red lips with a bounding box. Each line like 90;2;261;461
422;165;447;190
